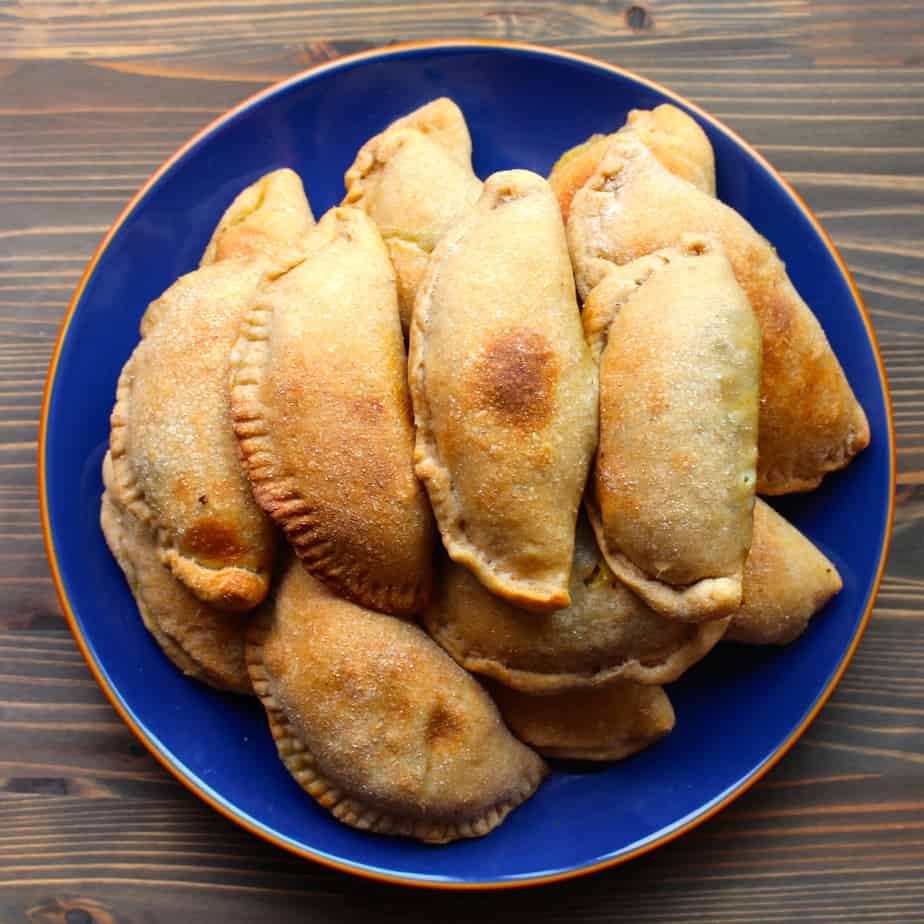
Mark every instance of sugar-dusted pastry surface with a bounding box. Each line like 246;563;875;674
583;237;760;622
491;682;676;761
200;168;315;268
568;137;869;494
410;169;598;612
344;98;482;331
101;454;252;694
549;103;715;222
424;516;729;694
728;500;843;645
108;170;313;611
247;561;547;844
230;207;433;617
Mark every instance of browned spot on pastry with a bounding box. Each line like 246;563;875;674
425;700;465;751
182;519;244;562
474;330;558;428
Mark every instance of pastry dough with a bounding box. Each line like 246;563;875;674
344;98;482;331
231;207;433;616
109;170;312;611
568;137;870;494
247;561;547;844
410;169;598;611
549;103;715;222
490;682;675;761
101;454;251;694
727;500;843;645
424;516;729;693
583;236;760;622
201;168;314;268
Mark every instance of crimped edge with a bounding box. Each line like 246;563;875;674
229;294;428;617
245;613;547;845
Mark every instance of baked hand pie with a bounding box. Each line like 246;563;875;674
727;499;843;645
200;167;315;268
344;98;482;331
568;136;870;494
490;682;675;761
583;236;760;622
231;206;434;617
549;103;715;222
423;516;729;694
410;169;598;612
101;454;252;694
247;560;547;844
109;171;312;611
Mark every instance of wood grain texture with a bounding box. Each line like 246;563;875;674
2;0;924;919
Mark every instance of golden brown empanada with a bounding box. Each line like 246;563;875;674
727;500;843;645
231;206;433;616
568;137;870;494
344;98;482;331
101;454;251;694
549;104;715;222
247;561;547;844
410;170;598;612
200;167;315;268
424;516;729;693
490;682;675;761
109;170;313;611
583;236;760;622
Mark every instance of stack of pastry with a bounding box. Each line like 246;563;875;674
101;98;868;844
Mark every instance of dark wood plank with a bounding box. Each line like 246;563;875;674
2;0;924;919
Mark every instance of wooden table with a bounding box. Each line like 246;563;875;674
3;1;923;920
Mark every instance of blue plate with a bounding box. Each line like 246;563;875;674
40;41;895;889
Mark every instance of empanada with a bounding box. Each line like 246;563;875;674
568;137;870;494
201;167;315;268
490;682;675;761
344;98;482;331
727;499;843;645
549;103;715;222
231;207;433;617
247;561;547;844
424;516;729;694
410;170;598;612
583;236;760;622
101;454;251;694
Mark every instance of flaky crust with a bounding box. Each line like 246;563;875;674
548;103;715;222
246;562;547;844
424;517;729;693
100;454;251;694
230;207;433;617
490;682;675;761
568;137;870;494
582;238;760;622
109;260;277;611
200;168;314;268
409;170;598;612
343;98;482;331
727;500;843;645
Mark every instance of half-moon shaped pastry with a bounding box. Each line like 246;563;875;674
109;170;313;611
101;454;251;694
247;561;547;844
200;167;315;268
344;98;482;331
568;136;870;494
424;516;729;693
231;206;433;616
583;236;760;622
727;499;843;645
410;170;598;612
490;682;675;761
548;103;715;222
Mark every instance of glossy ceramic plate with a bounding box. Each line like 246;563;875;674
40;41;894;889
